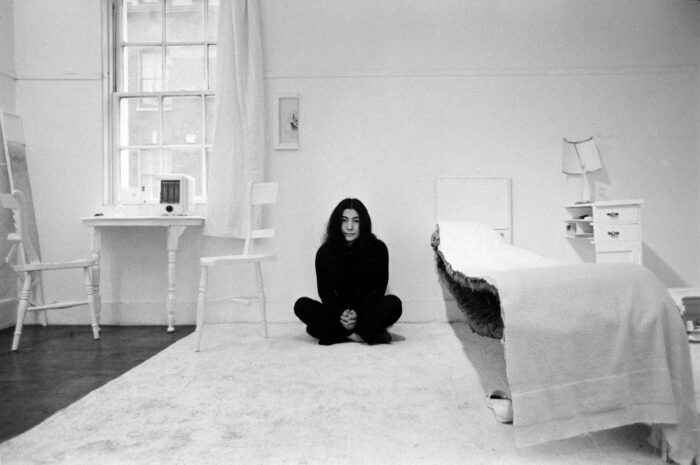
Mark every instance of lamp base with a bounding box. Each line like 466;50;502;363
579;171;594;203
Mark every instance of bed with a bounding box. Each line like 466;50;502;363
433;177;700;465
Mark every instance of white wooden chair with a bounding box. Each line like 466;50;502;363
0;190;100;351
195;181;278;351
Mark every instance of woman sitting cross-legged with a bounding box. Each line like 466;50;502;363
294;198;402;345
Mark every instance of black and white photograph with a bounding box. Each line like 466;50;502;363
0;1;699;464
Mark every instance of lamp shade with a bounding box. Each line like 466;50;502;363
562;137;602;174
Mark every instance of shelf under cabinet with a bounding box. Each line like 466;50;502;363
565;219;593;237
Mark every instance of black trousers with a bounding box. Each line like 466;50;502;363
294;295;402;343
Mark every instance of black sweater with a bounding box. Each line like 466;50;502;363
314;239;389;315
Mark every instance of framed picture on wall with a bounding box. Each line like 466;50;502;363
274;93;299;150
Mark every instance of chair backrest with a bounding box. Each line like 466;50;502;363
243;181;279;255
0;189;40;266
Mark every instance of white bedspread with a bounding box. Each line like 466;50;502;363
437;221;563;276
437;222;700;464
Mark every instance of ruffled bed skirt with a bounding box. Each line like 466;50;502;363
431;228;503;339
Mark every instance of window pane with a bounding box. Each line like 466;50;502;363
165;45;205;90
205;95;215;144
120;149;171;202
123;0;163;43
208;45;217;91
163;96;202;145
166;0;204;42
120;150;141;189
207;0;219;42
165;148;204;196
120;97;160;146
119;148;160;203
138;149;165;199
123;46;163;92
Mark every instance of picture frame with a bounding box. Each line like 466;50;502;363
273;93;299;150
0;111;42;304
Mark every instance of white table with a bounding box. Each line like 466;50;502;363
82;215;205;332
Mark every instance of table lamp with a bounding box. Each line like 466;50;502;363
562;136;602;203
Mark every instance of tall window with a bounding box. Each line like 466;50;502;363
112;0;219;204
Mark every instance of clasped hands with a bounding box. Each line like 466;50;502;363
340;309;357;330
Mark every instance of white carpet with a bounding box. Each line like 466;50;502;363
0;322;690;465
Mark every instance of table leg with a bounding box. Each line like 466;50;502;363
166;226;188;332
91;228;102;326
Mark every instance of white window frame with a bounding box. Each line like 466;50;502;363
104;0;215;206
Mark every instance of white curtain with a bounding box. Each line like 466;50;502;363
204;0;265;237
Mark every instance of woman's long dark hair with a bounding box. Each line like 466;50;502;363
323;198;377;251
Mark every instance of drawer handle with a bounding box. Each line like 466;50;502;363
607;230;620;238
606;211;620;219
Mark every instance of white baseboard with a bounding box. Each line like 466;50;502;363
21;298;461;327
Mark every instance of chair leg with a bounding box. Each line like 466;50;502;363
12;272;33;351
254;261;268;338
83;267;100;340
195;265;209;352
33;272;48;327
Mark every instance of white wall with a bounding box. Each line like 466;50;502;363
0;0;16;330
0;0;15;113
12;0;700;328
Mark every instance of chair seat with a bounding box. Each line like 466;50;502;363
201;254;276;267
14;258;98;272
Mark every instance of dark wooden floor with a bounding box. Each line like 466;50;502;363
0;324;194;443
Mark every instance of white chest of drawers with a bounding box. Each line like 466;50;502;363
565;199;644;265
